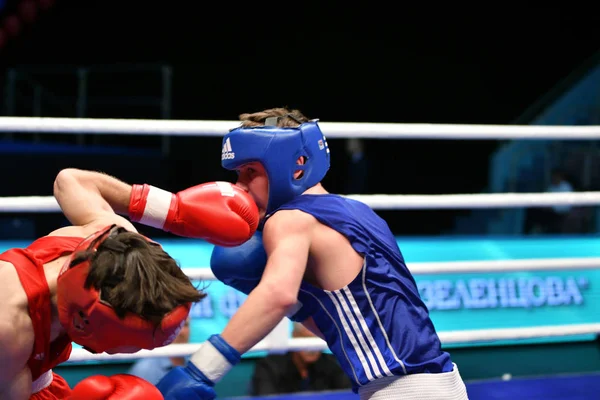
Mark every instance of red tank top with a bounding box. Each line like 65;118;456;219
0;235;83;381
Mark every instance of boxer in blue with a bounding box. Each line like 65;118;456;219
157;108;470;399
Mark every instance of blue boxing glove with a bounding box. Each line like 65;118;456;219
156;334;240;400
210;231;314;322
210;231;266;296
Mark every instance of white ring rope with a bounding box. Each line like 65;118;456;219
4;191;600;213
1;116;600;139
182;257;600;281
66;323;600;363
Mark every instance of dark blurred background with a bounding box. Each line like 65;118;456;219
0;1;599;238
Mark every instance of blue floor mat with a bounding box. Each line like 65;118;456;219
225;373;600;400
467;373;600;400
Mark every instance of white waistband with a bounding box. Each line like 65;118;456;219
31;370;53;394
358;364;469;400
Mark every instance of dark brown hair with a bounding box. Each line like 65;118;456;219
73;227;205;324
238;107;309;128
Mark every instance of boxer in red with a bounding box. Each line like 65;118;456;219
0;168;258;399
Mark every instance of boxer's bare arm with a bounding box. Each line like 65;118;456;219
53;168;134;227
220;209;313;352
0;323;33;400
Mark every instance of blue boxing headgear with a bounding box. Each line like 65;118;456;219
221;119;330;216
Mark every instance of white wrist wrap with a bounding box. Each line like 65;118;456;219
138;185;173;229
190;340;234;383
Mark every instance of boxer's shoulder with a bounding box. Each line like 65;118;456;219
264;207;347;250
46;225;86;237
264;208;317;237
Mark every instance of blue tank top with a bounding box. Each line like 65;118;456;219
271;194;453;391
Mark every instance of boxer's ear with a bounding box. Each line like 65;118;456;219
294;156;306;179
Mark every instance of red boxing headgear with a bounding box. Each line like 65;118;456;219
56;225;191;354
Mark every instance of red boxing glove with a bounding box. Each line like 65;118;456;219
128;181;259;246
68;374;163;400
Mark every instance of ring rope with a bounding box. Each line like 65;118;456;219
182;257;600;281
1;116;600;139
3;191;600;213
66;323;600;363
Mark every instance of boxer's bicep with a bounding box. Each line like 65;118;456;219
261;210;314;301
54;168;115;226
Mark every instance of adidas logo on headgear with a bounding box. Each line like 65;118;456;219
221;137;235;160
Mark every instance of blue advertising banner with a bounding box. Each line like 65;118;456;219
184;271;597;350
159;235;600;348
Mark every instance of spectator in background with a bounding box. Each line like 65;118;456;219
344;138;368;194
250;323;352;396
548;169;574;209
544;169;574;233
128;317;191;385
525;168;574;234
